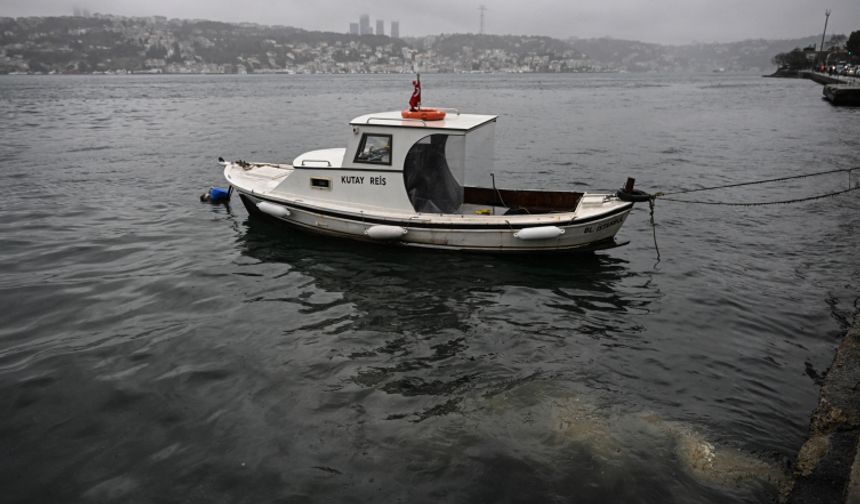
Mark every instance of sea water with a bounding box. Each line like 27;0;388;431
0;73;858;503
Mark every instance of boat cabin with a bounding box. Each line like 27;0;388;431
280;110;582;215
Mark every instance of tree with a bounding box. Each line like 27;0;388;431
827;34;847;49
847;30;860;57
146;44;167;59
772;47;810;70
168;41;183;63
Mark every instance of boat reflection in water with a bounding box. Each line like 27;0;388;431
232;216;785;503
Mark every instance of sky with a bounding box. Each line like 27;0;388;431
2;0;858;45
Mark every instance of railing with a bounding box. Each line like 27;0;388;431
300;159;332;167
366;116;427;126
364;108;460;127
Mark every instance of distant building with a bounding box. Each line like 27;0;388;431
376;20;384;37
359;14;371;35
349;23;359;35
391;21;400;39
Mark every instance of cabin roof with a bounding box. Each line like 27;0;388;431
350;111;497;132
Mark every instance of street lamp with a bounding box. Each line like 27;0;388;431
818;9;831;71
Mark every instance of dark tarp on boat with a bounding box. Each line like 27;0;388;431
403;134;463;213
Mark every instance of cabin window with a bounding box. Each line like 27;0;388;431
354;134;392;165
310;177;331;190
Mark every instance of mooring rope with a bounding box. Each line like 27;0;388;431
647;198;661;263
656;186;860;206
641;166;858;263
650;167;859;206
658;167;857;196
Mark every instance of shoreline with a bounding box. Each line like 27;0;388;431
765;70;860;106
785;312;860;503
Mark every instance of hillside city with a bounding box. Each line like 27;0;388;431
0;14;846;75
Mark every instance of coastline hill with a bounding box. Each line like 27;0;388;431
0;15;829;74
568;36;822;73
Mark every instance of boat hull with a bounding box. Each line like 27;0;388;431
237;192;632;253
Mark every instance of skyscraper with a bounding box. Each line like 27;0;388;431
349;23;359;35
376;20;385;37
359;14;371;35
390;21;400;39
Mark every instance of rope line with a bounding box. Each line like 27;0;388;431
640;166;858;263
648;166;859;206
656;185;860;206
647;198;660;263
659;167;858;196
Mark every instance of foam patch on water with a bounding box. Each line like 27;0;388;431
82;475;139;500
549;398;788;490
643;414;787;488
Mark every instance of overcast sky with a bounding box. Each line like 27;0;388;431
2;0;858;45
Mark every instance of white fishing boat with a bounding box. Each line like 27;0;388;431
221;104;643;253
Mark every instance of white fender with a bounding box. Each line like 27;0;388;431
514;226;565;241
257;201;291;218
365;225;408;240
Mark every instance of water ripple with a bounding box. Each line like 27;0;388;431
0;73;857;503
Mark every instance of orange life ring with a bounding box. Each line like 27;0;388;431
401;108;446;121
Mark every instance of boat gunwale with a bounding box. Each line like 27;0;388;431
237;191;632;230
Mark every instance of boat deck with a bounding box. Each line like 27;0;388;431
224;161;625;221
224;162;292;193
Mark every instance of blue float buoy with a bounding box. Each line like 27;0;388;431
200;185;232;203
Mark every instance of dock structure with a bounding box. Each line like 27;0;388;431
823;85;860;106
800;71;847;85
797;71;860;107
785;313;860;503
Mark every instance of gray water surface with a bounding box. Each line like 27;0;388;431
1;73;858;503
